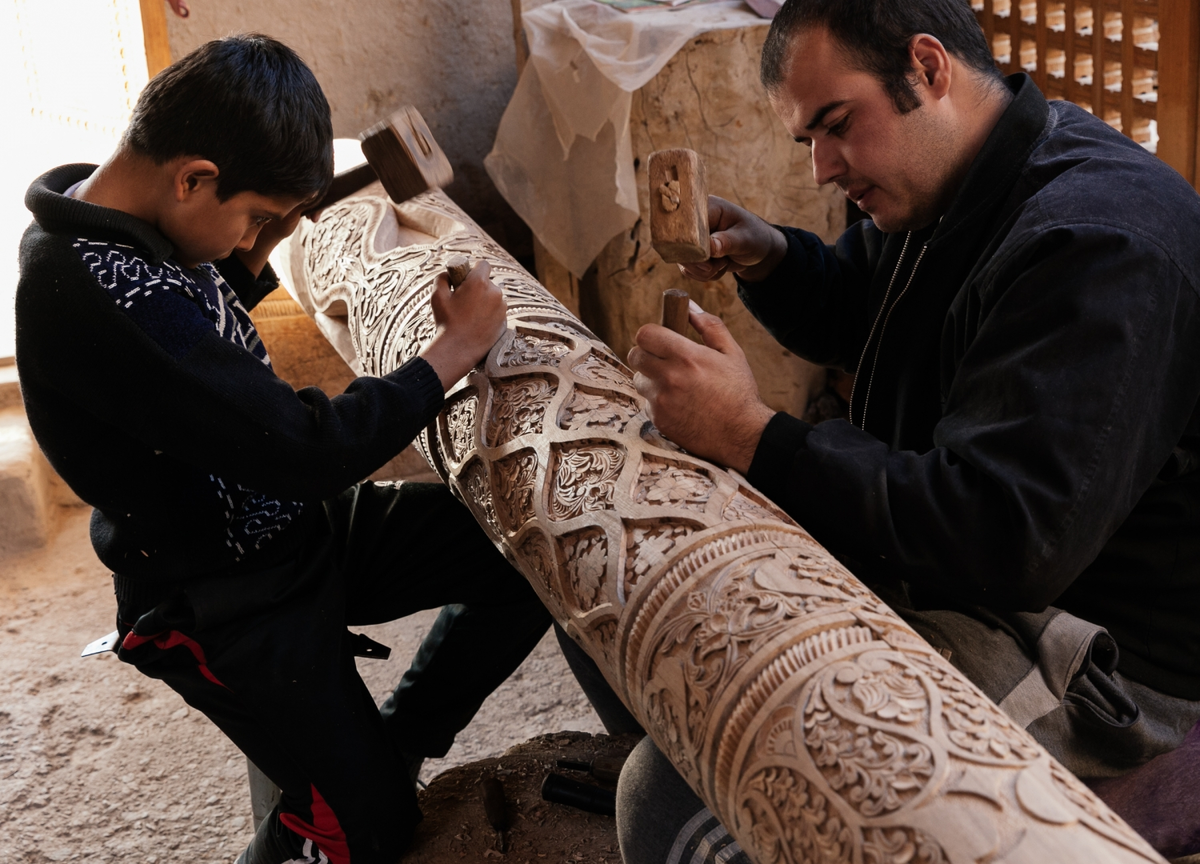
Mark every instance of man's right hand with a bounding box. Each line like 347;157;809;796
679;196;788;284
418;261;508;393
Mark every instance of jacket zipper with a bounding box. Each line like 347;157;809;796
849;234;928;430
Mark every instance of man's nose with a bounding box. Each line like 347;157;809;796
811;139;846;187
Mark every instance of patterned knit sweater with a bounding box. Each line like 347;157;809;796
17;164;445;583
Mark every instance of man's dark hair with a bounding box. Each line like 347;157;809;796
125;34;333;201
761;0;1003;113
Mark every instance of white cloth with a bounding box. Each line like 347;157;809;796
485;0;763;277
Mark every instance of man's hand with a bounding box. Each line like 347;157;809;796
678;196;789;284
418;261;508;393
628;301;776;474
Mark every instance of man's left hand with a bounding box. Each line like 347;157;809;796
627;301;776;474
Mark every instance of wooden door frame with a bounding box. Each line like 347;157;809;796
1157;0;1200;185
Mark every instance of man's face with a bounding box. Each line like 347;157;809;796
770;27;956;233
165;183;305;268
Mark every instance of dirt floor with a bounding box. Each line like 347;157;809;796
0;506;606;862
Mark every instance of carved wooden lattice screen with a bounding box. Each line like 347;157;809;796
972;0;1200;184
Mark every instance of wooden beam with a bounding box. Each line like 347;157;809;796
139;0;172;79
288;184;1172;864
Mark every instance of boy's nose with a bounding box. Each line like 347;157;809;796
235;225;263;252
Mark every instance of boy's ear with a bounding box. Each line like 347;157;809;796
173;158;221;202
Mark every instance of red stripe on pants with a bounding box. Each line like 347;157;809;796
121;629;226;688
280;784;351;864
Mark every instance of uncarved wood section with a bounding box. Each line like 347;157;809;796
139;0;172;78
287;187;1167;864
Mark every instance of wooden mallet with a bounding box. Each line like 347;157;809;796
308;104;454;215
313;106;470;289
648;148;710;264
359;105;455;205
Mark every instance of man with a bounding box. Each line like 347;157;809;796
617;0;1200;860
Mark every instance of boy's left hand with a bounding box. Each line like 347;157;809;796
235;200;308;278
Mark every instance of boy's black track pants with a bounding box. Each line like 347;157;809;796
113;481;552;863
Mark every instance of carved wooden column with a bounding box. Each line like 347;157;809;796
284;185;1165;864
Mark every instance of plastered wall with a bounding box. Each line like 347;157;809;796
167;0;524;233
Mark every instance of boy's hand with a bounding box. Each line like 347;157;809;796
235;200;309;278
677;196;788;284
419;261;508;393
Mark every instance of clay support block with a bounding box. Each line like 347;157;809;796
359;105;454;204
648;148;710;264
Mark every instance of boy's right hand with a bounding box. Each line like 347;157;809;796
418;260;508;393
678;196;789;285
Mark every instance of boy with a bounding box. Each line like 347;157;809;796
16;35;551;864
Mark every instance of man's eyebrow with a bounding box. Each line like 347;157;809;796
805;100;849;132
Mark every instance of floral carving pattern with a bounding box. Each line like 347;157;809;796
548;444;624;521
634;462;715;513
804;656;935;817
486;377;555;447
906;653;1041;763
498;331;573;368
461;460;499;541
572;353;635;391
724;492;785;524
516;531;555;594
736;767;854;864
862;827;948;864
624;523;693;598
493;451;538;533
443;392;477;464
559;528;609;612
559;389;640;433
397;309;436;365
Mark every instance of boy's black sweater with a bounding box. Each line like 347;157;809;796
17;164;445;593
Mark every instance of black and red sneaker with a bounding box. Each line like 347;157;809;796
235;804;330;864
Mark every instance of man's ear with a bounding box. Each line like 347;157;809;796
172;158;221;202
909;34;953;100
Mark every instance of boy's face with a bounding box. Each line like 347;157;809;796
162;168;307;267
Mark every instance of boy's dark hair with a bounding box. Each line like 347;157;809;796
125;34;333;201
761;0;1003;114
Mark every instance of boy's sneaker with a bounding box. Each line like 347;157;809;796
235;804;328;864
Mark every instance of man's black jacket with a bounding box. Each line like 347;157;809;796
740;75;1200;700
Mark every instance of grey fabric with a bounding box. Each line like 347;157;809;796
999;611;1111;728
615;737;749;864
898;604;1200;778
